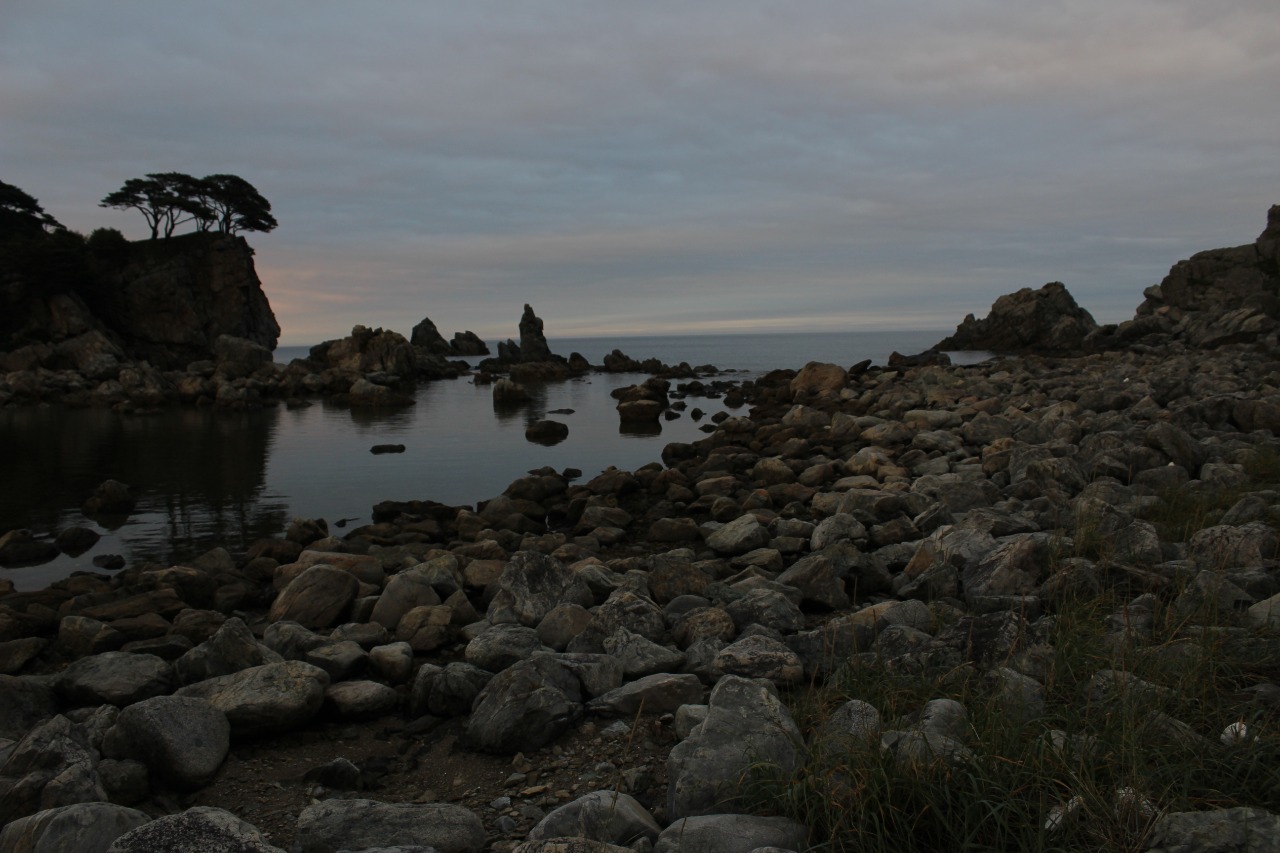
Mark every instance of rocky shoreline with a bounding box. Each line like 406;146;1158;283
3;210;1280;851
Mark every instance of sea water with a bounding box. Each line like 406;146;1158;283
3;330;981;590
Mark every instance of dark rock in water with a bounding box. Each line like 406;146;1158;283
55;526;100;557
888;350;951;368
518;303;553;362
370;444;406;454
936;282;1098;353
493;377;531;404
92;554;126;571
616;378;670;424
568;351;591;371
409;315;452;354
285;517;329;546
83;479;137;516
0;529;59;567
213;334;272;380
309;325;416;382
526;420;569;446
450;330;489;355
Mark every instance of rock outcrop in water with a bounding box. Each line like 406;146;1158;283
934;281;1098;354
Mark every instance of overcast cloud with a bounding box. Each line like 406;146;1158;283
4;1;1277;344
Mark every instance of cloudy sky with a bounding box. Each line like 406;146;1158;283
4;1;1277;345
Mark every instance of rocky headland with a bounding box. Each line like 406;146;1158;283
3;209;1280;851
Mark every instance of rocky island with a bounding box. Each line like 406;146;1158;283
2;207;1280;851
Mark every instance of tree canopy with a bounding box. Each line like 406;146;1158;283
100;172;277;239
1;179;63;237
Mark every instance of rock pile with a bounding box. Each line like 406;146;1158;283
4;323;1280;848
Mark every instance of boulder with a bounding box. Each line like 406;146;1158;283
55;652;174;708
654;814;809;853
450;330;489;355
268;565;360;629
1145;806;1280;853
465;657;582;754
492;551;594;628
789;362;847;399
527;790;661;847
936;282;1097;353
586;673;705;716
82;480;137;516
294;799;485;853
666;675;804;819
175;661;329;737
0;530;59;567
175;617;277;684
465;624;546;672
324;680;400;720
409;315;452;354
526;419;569;446
706;515;769;556
0;715;107;827
106;806;286;852
0;802;150;853
103;695;230;790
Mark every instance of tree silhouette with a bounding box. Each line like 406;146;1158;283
101;172;277;239
1;179;63;236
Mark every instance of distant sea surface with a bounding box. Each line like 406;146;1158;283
276;329;969;373
3;330;982;590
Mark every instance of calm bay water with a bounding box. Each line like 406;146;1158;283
3;330;975;590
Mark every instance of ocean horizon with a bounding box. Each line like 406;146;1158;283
275;328;981;373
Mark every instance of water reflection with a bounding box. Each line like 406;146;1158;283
0;405;288;585
619;420;663;437
2;372;730;590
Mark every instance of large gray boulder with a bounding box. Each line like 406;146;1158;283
55;652;174;708
175;660;329;737
936;281;1097;354
586;673;705;716
103;695;230;790
0;802;150;853
175;617;278;684
106;806;285;852
666;675;805;820
1144;806;1280;853
464;624;546;672
526;790;661;847
654;814;809;853
0;715;107;827
370;564;443;631
267;565;360;629
706;515;769;556
293;799;485;853
465;657;582;754
0;675;58;739
490;551;593;628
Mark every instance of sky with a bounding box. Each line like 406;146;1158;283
3;2;1278;346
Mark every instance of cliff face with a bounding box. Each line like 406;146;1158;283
102;233;280;368
0;232;279;371
1116;204;1280;348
